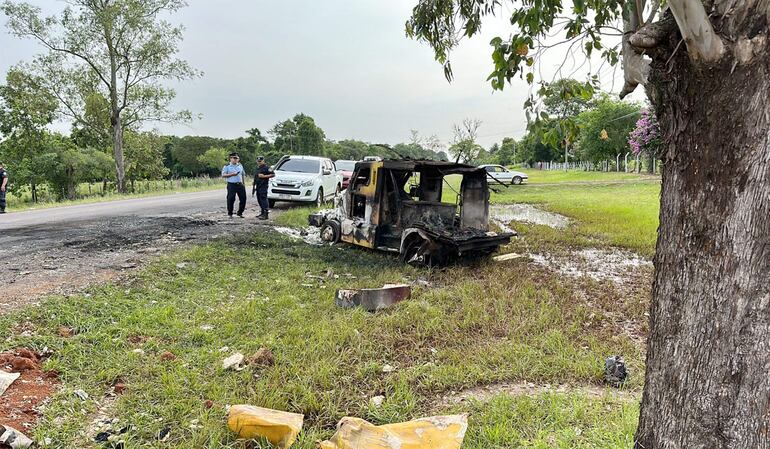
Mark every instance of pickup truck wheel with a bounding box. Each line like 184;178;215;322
316;188;324;207
268;199;276;208
512;176;523;185
320;220;341;243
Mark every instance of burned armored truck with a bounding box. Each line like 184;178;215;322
308;160;514;265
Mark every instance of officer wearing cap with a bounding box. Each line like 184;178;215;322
222;152;247;218
252;156;274;220
0;162;8;214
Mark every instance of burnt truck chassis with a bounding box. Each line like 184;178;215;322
308;159;514;266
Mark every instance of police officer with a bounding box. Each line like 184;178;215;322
221;153;246;218
0;162;8;214
252;156;274;220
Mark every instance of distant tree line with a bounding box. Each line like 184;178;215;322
470;78;659;172
0;72;447;201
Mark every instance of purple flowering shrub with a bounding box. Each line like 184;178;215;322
628;109;661;155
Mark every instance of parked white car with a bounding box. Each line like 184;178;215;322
268;156;343;207
478;164;529;185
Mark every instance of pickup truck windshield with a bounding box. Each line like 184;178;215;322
276;159;320;173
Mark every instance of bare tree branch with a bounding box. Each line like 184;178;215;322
668;0;725;62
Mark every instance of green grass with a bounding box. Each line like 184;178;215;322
462;393;638;449
517;169;658;184
492;182;660;257
6;177;224;213
0;169;657;447
0;231;643;448
274;205;321;228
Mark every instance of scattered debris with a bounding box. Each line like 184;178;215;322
222;353;245;371
157;426;171;442
0;370;20;397
199;324;214;331
272;226;324;245
604;355;628;387
159;351;177;362
203;399;214;409
112;383;127;395
318;414;468;449
74;389;90;401
335;284;411;312
490;204;570;230
57;326;75;338
175;262;189;269
493;252;525;262
131;348;145;356
93;418;129;448
0;348;58;431
247;348;275;367
369;395;385;407
0;425;34;449
381;364;396;374
227;405;304;448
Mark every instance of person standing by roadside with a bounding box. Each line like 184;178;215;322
222;153;246;218
0;162;8;214
252;156;275;220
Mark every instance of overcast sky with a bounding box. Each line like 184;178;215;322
0;0;640;148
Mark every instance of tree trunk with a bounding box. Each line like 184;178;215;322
112;113;126;193
636;28;770;448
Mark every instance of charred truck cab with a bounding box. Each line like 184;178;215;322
308;160;514;265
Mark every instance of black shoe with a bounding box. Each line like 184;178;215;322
0;210;5;214
257;214;268;221
236;213;244;218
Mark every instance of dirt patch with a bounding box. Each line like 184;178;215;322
434;381;640;409
529;248;652;285
0;349;58;432
0;211;260;315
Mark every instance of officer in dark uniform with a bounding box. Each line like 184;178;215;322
252;156;274;220
0;162;8;214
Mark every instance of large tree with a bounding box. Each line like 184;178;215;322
0;67;57;200
2;0;199;193
408;2;769;447
576;94;641;164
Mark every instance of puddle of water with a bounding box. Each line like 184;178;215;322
272;226;324;245
491;204;570;230
530;248;651;284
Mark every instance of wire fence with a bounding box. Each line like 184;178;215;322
12;177;222;206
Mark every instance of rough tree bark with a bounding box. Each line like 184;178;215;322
634;6;770;448
111;112;125;193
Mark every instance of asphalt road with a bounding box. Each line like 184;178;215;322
0;189;270;313
0;189;228;231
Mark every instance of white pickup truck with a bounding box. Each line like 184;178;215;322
268;155;343;207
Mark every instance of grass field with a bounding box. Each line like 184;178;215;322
493;181;660;257
516;169;657;184
0;170;659;448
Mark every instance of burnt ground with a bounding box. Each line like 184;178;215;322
0;190;288;314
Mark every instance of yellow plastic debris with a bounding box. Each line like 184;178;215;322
227;405;304;448
318;414;468;449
